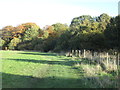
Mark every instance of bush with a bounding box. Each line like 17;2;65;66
17;40;32;50
8;38;21;50
0;38;6;49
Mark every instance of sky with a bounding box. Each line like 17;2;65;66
118;1;120;15
0;0;119;29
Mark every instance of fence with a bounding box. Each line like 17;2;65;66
64;49;120;88
65;49;120;71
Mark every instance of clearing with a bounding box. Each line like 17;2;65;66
1;50;118;88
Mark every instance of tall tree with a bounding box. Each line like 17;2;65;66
104;15;120;50
21;23;41;41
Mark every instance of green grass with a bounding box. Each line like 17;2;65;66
1;50;119;88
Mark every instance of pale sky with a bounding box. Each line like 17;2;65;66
0;0;119;29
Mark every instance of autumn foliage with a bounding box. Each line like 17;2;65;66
1;14;119;52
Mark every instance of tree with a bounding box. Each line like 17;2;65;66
1;26;15;42
70;15;93;31
42;25;54;38
1;26;16;49
22;23;41;41
104;15;120;51
52;23;69;36
8;37;21;50
96;13;111;23
0;38;5;49
54;30;76;52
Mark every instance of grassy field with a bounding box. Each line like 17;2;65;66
1;50;119;88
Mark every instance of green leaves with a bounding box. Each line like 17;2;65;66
104;15;120;50
22;23;40;41
9;38;21;50
1;14;119;52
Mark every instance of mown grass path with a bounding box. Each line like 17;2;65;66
1;51;85;88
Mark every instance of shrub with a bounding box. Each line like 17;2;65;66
0;38;6;49
8;38;21;50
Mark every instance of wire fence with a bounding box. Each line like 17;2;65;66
65;49;120;71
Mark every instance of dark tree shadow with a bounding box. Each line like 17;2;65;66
2;72;118;88
2;72;84;88
19;52;57;56
3;58;78;66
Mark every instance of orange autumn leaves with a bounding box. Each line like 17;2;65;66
2;22;40;39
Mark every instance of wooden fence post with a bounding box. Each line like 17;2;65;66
75;50;78;57
83;49;86;58
79;50;81;57
72;50;74;57
100;53;102;71
106;53;109;67
91;51;93;60
5;47;7;50
114;58;116;70
116;52;119;88
116;52;119;70
99;53;101;64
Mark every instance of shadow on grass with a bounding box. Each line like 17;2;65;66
2;72;84;88
3;58;78;66
3;57;100;67
2;72;117;88
19;52;57;56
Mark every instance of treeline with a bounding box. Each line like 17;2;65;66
0;13;120;52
